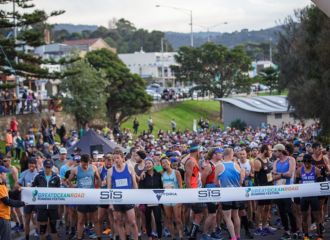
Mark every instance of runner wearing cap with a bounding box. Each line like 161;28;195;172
32;159;61;240
59;155;75;235
0;166;25;240
55;147;68;170
296;154;323;240
161;156;183;239
98;154;115;238
68;154;102;240
18;157;38;240
200;148;223;240
272;143;297;240
107;147;139;240
185;142;204;240
215;148;244;240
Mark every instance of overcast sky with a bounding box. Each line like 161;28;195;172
33;0;312;33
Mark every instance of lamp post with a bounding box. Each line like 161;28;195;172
155;4;194;47
195;22;228;42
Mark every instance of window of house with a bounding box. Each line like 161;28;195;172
275;113;282;119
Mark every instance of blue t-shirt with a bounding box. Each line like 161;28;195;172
19;169;38;187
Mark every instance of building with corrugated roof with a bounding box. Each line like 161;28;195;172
217;96;295;128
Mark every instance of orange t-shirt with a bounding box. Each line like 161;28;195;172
0;184;10;220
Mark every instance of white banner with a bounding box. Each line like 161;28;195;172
22;181;330;205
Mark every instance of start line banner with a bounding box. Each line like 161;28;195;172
22;181;330;205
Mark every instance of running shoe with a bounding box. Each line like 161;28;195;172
11;225;19;232
262;227;276;235
88;230;98;239
103;228;111;235
309;223;317;231
280;232;292;240
303;236;310;240
291;232;298;240
163;228;171;237
210;231;223;239
200;233;211;240
254;228;263;236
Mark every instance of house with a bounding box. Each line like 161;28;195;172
63;38;116;55
217;96;296;128
118;50;178;87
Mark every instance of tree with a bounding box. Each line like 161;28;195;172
259;66;279;94
85;49;152;126
60;60;107;127
276;6;330;137
172;42;252;118
0;0;64;79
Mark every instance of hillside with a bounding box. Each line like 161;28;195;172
165;25;283;49
52;23;282;51
121;100;221;134
53;23;98;33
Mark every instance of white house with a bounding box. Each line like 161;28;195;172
118;50;178;87
249;60;277;78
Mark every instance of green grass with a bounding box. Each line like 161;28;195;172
256;89;288;96
121;100;222;134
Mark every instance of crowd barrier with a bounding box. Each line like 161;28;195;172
22;181;330;205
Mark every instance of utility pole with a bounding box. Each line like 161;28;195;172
269;37;272;62
161;38;165;87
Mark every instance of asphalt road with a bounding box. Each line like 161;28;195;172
11;203;330;240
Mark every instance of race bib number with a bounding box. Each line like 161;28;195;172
276;179;286;185
266;173;273;182
115;178;128;187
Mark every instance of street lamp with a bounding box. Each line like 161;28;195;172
155;4;194;47
195;22;228;42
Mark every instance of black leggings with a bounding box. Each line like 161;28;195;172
276;198;297;233
145;205;162;238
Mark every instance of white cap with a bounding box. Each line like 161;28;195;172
59;148;67;154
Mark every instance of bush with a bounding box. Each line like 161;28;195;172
230;119;247;131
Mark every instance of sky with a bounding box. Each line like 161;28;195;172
31;0;312;33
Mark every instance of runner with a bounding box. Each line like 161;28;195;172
98;153;115;238
107;147;139;240
214;148;244;240
139;157;163;240
17;157;38;240
161;156;183;239
200;148;223;240
68;154;102;240
0;166;25;240
32;159;61;240
253;144;275;236
237;148;254;239
134;150;146;238
272;143;297;240
3;156;24;233
296;154;323;240
311;142;330;229
184;143;204;240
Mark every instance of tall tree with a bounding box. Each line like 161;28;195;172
276;6;330;137
85;49;152;126
0;0;64;79
173;43;251;119
259;66;279;94
60;60;107;127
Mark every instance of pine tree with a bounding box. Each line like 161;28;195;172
0;0;64;80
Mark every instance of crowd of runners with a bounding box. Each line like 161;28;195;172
0;120;330;240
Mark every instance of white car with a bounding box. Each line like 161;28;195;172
146;89;161;101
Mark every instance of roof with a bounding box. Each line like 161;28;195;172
63;38;100;46
216;96;290;113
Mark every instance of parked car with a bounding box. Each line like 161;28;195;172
146;89;161;101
